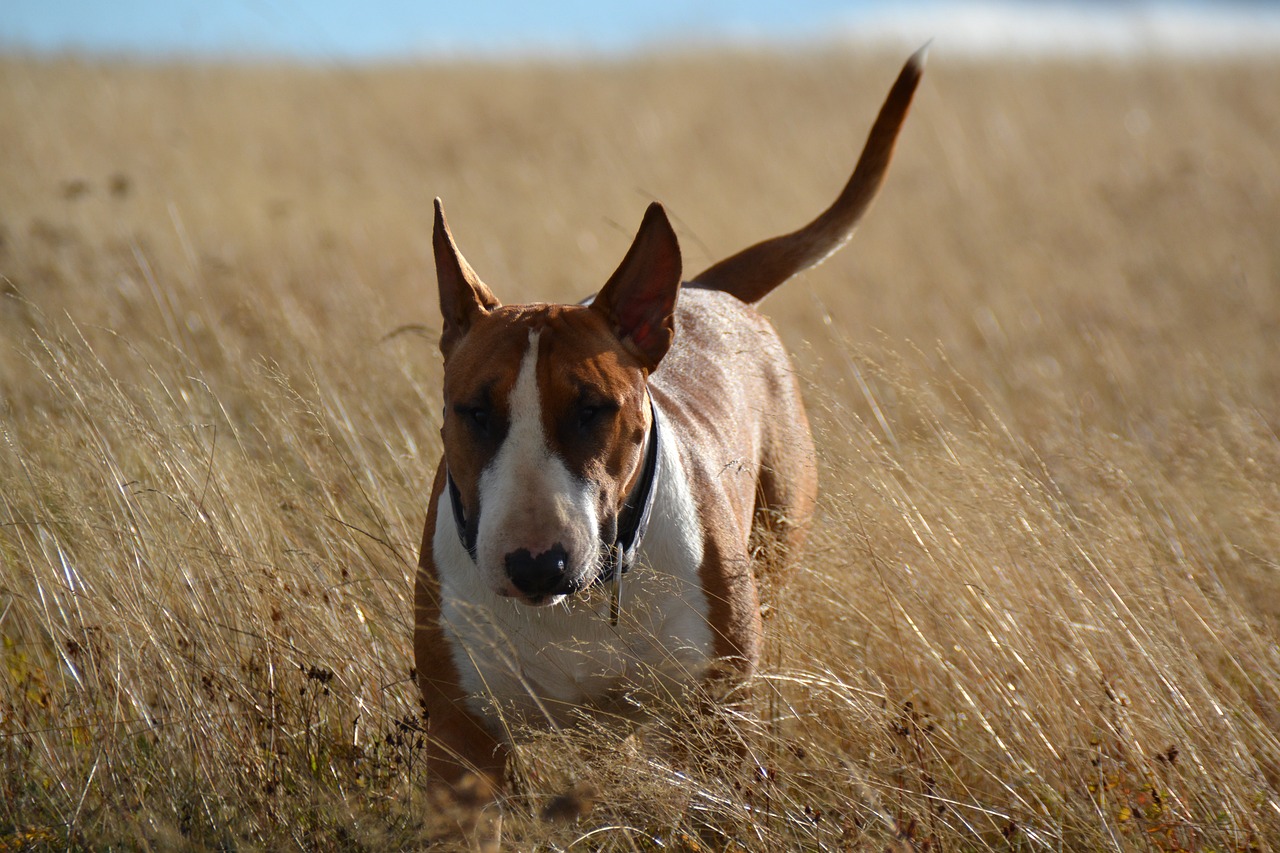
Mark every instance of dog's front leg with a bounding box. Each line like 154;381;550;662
414;569;507;796
422;698;507;795
414;471;508;800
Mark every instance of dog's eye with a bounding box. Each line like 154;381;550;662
455;404;491;435
577;402;616;430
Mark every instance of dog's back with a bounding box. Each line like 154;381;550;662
650;287;816;586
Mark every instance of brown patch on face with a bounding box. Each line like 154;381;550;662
439;307;531;535
534;306;653;548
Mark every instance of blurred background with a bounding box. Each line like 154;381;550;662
5;0;1280;59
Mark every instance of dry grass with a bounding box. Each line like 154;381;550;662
1;49;1278;849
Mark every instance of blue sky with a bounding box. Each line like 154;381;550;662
2;0;884;59
4;1;1280;59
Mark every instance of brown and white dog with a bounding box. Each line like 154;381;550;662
415;49;924;795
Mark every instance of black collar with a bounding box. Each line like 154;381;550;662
599;397;662;585
445;466;477;561
444;397;663;585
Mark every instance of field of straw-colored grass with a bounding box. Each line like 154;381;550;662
1;49;1278;850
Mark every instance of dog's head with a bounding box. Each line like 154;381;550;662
432;200;681;605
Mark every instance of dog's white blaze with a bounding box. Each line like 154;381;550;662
474;330;598;598
434;399;713;733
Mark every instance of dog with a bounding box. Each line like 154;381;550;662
414;48;924;795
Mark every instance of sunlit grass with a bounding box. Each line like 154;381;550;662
1;51;1278;849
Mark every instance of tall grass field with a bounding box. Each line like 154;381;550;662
1;51;1278;849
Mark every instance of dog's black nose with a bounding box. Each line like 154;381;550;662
504;545;572;598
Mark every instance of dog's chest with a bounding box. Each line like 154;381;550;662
433;433;713;728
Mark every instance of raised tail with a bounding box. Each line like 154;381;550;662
690;45;927;304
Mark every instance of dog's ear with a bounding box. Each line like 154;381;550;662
591;202;683;371
434;198;500;358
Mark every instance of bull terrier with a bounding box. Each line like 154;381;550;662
415;48;924;794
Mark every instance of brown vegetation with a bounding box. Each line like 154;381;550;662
1;49;1278;849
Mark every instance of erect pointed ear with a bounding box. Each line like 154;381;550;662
434;198;500;359
590;202;683;371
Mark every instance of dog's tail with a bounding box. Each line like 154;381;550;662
689;45;927;304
